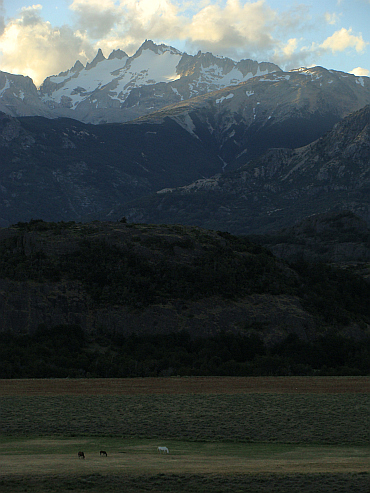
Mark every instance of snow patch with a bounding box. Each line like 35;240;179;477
259;74;290;82
216;93;234;104
175;114;198;138
0;78;10;97
171;87;183;100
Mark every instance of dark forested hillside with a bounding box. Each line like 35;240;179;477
0;219;369;377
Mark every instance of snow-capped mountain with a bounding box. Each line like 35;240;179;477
0;40;281;123
1;40;370;230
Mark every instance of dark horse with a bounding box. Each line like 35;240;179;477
78;451;85;459
100;450;108;456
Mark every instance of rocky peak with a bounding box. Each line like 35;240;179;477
108;49;127;60
133;39;182;59
85;49;106;70
71;60;84;73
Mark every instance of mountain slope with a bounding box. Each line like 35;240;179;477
137;66;370;168
253;210;370;267
0;112;224;226
39;40;281;124
1;62;370;228
113;104;370;234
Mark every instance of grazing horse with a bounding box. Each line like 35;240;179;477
100;450;108;456
78;451;85;459
157;446;169;454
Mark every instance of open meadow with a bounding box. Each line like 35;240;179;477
0;377;369;492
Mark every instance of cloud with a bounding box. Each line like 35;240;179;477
350;66;369;76
321;28;368;54
69;0;122;39
186;0;276;55
324;12;341;25
0;5;94;86
0;0;368;87
68;0;185;56
70;0;280;62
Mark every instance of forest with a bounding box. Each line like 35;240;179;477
0;219;370;378
1;324;369;378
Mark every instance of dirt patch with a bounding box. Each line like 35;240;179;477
1;376;369;396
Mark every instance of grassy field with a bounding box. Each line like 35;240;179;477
0;377;369;492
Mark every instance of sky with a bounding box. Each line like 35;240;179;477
0;0;369;86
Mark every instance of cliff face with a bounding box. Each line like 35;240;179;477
0;72;53;118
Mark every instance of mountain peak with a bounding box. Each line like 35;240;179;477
108;49;128;60
72;60;84;73
134;39;182;58
85;49;106;70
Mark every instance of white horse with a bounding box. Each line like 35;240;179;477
157;446;169;454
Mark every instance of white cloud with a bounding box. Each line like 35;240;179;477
186;0;276;54
0;5;94;86
321;28;368;54
282;38;298;57
0;0;368;87
350;66;369;76
71;0;280;62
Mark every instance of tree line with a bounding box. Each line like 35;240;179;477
1;325;369;378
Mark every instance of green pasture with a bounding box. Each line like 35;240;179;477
1;435;370;460
0;436;369;492
1;392;370;492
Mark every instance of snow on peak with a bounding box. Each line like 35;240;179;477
108;49;127;60
38;40;281;118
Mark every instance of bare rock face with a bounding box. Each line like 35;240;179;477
0;72;53;118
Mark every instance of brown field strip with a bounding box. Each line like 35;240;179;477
1;452;370;477
1;376;370;396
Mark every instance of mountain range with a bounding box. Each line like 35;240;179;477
0;40;280;124
0;40;370;234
